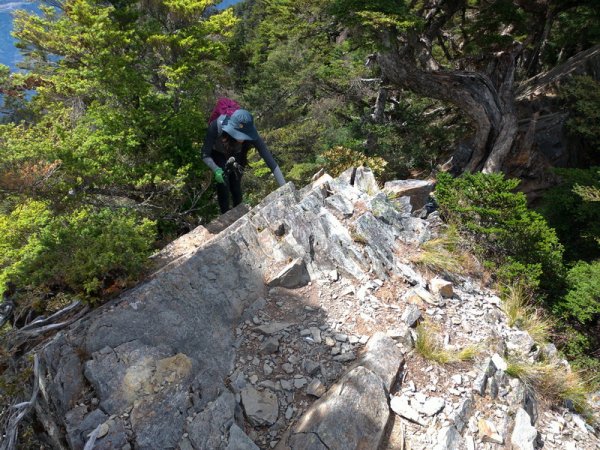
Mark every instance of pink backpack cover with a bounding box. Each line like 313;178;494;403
208;97;241;124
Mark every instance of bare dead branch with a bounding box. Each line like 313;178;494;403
0;355;40;450
83;424;102;450
19;300;81;331
516;44;600;100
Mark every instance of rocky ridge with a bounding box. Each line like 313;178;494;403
30;168;599;449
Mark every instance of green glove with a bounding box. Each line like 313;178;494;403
214;168;225;184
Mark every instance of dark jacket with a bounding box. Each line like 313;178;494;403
201;118;279;172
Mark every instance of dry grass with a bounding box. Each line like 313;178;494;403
411;226;475;275
415;322;480;364
506;357;593;420
502;284;553;345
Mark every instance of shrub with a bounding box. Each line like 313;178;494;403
287;162;321;186
538;168;600;262
0;201;156;300
559;75;600;153
558;326;600;389
434;172;565;294
318;146;387;178
555;261;600;324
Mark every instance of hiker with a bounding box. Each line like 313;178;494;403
201;106;286;214
0;282;16;328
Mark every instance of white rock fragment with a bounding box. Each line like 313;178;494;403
491;353;508;371
420;397;445;416
390;395;425;425
306;379;326;398
510;408;537;450
430;278;454;298
478;418;503;444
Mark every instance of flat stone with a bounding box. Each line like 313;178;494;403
335;333;348;342
226;423;259;450
255;322;293;336
279;366;390;450
240;386;279;427
294;378;308;389
309;327;322;344
263;363;273;376
260;336;280;354
403;286;439;306
333;352;356;362
420;397;445;416
285;406;294;420
401;304;422;328
390;395;424;425
353;332;404;392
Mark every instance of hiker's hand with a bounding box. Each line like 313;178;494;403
214;168;225;184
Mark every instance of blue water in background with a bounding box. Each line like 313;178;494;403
0;1;40;71
0;0;241;71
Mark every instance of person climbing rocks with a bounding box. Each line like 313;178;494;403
0;281;17;328
201;106;286;214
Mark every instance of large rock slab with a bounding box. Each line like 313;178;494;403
353;332;404;392
35;173;444;449
38;213;273;449
383;179;435;212
276;366;390;450
267;258;311;288
186;391;236;450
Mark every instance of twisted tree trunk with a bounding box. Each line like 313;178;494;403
377;45;521;173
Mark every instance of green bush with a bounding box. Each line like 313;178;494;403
0;200;156;300
435;172;564;293
539;168;600;262
559;325;600;389
556;260;600;324
318;146;387;178
559;75;600;153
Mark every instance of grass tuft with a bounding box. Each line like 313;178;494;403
412;226;471;274
502;283;553;345
506;357;593;420
415;322;479;364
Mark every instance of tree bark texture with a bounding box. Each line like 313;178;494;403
377;47;520;173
